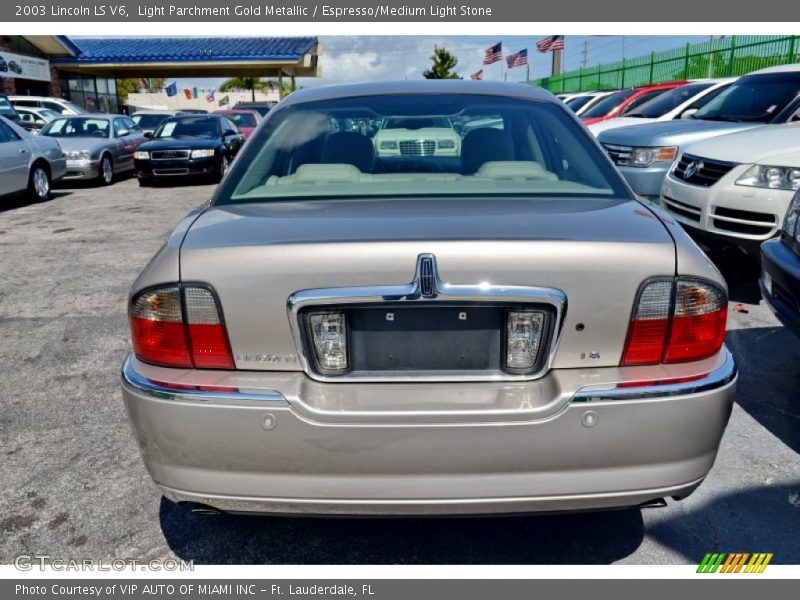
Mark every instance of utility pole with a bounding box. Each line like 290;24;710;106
581;39;589;68
708;35;715;78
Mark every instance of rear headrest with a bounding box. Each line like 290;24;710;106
321;132;375;173
461;128;514;174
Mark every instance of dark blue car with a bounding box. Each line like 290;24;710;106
761;190;800;336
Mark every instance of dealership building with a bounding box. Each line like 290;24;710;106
0;35;322;112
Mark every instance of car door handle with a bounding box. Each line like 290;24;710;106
19;148;27;154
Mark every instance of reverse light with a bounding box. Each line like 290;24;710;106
190;149;216;159
133;150;150;160
307;312;349;373
628;146;678;168
505;310;546;372
736;165;800;191
129;285;234;369
622;277;727;366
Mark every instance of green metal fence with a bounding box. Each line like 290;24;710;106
534;35;800;93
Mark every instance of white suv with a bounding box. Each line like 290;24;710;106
9;96;84;115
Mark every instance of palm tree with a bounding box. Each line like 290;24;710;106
219;77;271;101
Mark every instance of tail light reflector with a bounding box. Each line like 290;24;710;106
129;285;234;370
622;277;727;366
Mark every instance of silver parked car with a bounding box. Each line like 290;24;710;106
0;115;66;201
598;64;800;198
121;81;737;516
39;114;146;185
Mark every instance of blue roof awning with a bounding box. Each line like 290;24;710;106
50;36;321;77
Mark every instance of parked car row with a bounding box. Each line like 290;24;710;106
1;111;249;199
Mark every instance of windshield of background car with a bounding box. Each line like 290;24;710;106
40;117;110;138
0;97;19;119
579;89;637;118
132;114;169;129
693;72;800;122
154;117;220;139
218;93;630;205
564;95;595;112
226;112;258;128
625;82;713;118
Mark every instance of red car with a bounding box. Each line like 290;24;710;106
213;109;262;139
580;81;687;125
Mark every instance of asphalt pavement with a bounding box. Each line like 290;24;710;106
0;176;798;564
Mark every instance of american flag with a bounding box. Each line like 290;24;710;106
483;42;502;65
536;35;565;53
470;69;483;80
506;49;528;69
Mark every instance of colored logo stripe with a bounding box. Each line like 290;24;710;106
697;553;773;573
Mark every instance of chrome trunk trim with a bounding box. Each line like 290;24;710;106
286;253;567;383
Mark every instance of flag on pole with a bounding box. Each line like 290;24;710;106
470;69;484;80
139;78;149;91
192;87;198;99
218;94;230;107
165;82;178;97
536;35;565;53
205;88;216;103
505;49;528;68
183;88;192;100
482;42;503;65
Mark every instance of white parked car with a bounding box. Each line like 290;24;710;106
660;121;800;254
588;79;737;136
373;116;460;157
10;95;84;115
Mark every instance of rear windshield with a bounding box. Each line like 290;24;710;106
694;72;800;122
564;95;595;112
625;82;713;118
216;93;629;205
132;114;170;129
154;117;220;139
579;89;637;119
225;112;258;128
41;117;109;138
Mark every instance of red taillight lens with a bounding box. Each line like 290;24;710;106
129;286;192;368
664;279;728;363
622;277;727;366
129;285;234;370
184;287;234;369
621;280;673;366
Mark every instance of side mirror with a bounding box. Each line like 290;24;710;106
224;129;236;137
680;108;699;120
35;119;46;126
117;128;130;137
143;131;153;138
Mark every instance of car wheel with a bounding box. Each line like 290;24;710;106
27;164;51;201
98;155;113;186
217;155;230;181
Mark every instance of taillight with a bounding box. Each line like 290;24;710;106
129;285;234;369
622;277;727;366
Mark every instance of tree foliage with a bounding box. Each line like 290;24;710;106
116;78;165;103
423;45;462;79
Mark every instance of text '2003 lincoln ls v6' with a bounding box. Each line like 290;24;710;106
121;81;737;516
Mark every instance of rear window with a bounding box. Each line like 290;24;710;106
226;112;258;128
154;117;220;139
132;114;170;129
580;89;637;119
216;93;629;205
564;95;595;112
625;82;714;118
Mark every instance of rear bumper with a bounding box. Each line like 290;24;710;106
121;349;736;515
760;238;800;337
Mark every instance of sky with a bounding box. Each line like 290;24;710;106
170;35;713;91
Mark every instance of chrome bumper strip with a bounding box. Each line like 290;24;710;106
571;346;736;402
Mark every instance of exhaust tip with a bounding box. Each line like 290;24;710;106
638;498;668;509
183;502;222;515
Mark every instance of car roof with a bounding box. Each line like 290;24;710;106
8;95;70;101
132;110;180;115
52;113;116;119
278;80;557;108
751;63;800;74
